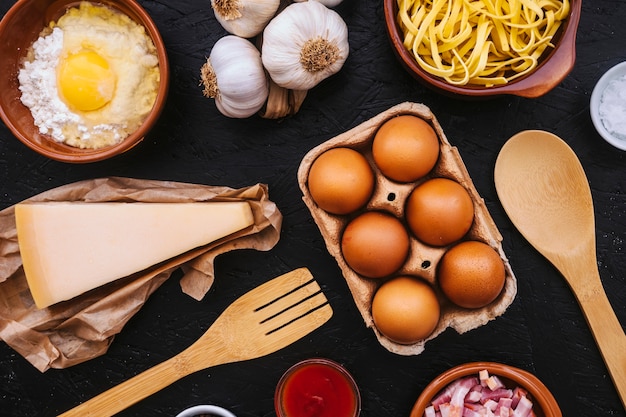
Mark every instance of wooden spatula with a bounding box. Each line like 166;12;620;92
58;267;333;417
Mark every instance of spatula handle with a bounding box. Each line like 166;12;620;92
574;270;626;410
57;352;194;417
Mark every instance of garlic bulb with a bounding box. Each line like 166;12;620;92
261;1;349;90
201;35;269;118
293;0;343;7
211;0;280;38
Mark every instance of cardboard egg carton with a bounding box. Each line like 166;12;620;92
297;102;517;355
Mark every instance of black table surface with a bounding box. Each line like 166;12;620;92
1;1;625;416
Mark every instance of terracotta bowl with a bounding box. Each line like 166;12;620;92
383;0;581;98
0;0;169;163
409;362;562;417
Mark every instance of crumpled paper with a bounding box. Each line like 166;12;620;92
0;177;282;372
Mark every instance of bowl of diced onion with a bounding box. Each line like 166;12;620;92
409;362;561;417
384;0;581;98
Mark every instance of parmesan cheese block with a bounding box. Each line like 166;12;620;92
15;201;255;309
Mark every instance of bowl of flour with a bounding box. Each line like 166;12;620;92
0;0;169;163
590;61;626;151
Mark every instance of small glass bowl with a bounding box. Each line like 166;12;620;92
275;358;361;417
175;404;236;417
590;61;626;151
409;362;561;417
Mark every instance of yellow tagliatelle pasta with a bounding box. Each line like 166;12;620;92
397;0;570;86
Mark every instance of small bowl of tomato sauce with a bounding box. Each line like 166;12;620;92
275;358;361;417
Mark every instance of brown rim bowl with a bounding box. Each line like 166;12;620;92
383;0;581;99
409;362;562;417
0;0;169;163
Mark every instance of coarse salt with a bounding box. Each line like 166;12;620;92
598;74;626;142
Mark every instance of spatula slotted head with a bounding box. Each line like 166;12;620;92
196;267;333;362
56;268;334;417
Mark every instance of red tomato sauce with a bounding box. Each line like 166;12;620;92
281;362;358;417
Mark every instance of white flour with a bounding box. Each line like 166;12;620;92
18;28;124;148
18;28;83;141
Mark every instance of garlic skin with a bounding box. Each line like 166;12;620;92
261;1;349;90
293;0;343;7
201;35;269;118
211;0;280;38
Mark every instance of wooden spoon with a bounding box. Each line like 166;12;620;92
494;130;626;409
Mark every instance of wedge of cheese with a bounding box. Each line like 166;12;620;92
15;201;254;309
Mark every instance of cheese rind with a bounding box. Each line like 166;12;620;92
15;201;254;309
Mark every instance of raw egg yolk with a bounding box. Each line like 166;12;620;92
58;50;116;112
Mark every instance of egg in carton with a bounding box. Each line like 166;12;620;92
297;101;517;355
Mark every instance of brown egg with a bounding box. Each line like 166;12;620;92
371;276;440;344
405;178;474;246
372;115;440;182
307;147;375;215
438;240;506;309
341;211;409;278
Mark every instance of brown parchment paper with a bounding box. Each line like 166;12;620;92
0;177;282;372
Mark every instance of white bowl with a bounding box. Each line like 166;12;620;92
590;61;626;151
175;404;236;417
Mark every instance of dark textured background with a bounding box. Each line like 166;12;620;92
1;0;625;416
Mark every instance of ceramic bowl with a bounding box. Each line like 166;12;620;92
409;362;561;417
383;0;581;98
590;61;626;151
275;358;361;417
175;404;236;417
0;0;169;163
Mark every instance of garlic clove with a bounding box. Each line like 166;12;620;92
211;0;281;38
201;35;269;118
261;0;349;91
260;78;308;119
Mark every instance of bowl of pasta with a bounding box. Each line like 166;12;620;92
384;0;581;98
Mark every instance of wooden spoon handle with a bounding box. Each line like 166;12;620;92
57;352;196;417
573;271;626;409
